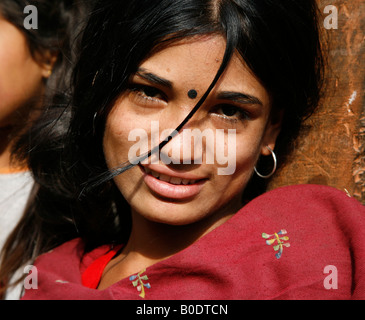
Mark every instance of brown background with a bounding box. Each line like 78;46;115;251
268;0;365;204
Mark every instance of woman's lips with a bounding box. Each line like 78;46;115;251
139;165;206;200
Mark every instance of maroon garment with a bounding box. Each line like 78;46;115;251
22;185;365;300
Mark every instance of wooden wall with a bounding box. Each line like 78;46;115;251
268;0;365;204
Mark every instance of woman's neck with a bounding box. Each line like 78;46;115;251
125;213;210;260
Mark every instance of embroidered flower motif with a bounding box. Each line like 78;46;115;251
129;269;151;298
262;229;290;259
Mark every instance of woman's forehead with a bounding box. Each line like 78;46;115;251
138;35;270;107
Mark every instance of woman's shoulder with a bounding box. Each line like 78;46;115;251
235;184;365;252
32;238;85;274
22;238;117;300
244;184;364;220
226;184;365;299
34;238;114;271
254;183;361;204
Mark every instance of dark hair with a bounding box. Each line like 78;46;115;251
0;0;96;298
3;0;325;292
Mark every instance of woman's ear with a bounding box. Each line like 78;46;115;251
261;109;284;156
37;50;58;79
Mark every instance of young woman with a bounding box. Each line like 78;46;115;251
22;0;365;300
0;0;95;299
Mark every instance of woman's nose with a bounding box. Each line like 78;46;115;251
159;125;215;165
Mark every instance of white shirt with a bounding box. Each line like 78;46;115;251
0;171;34;299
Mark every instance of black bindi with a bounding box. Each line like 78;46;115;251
187;89;198;99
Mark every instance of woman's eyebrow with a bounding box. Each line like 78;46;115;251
217;91;263;106
136;67;173;89
134;69;263;106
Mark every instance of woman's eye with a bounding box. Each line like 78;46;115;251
214;104;251;122
131;85;166;102
221;105;239;117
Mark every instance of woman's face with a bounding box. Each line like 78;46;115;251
103;35;281;226
0;16;49;128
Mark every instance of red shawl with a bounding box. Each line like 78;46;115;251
22;185;365;300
